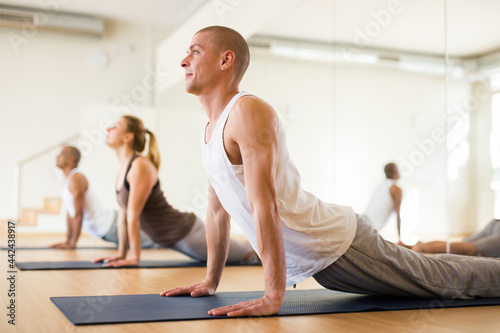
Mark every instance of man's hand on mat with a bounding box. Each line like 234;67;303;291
50;242;75;249
207;295;282;317
160;279;216;298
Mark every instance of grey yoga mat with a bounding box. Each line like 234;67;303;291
50;289;500;325
16;259;259;270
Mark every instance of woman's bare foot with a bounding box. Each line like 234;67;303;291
242;250;261;265
397;240;412;249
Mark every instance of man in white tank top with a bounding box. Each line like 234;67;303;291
52;146;155;249
162;26;500;317
363;163;402;239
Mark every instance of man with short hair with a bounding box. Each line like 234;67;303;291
363;162;403;239
161;26;500;317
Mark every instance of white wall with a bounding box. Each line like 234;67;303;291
470;83;495;230
0;20;170;221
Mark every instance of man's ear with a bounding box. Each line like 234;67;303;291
68;156;76;168
220;50;235;71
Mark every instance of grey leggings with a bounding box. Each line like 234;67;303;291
314;216;500;299
171;217;257;264
101;212;157;248
463;219;500;257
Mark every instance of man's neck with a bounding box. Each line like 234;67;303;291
198;88;240;124
62;166;75;178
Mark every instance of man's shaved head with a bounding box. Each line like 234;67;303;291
64;146;81;168
384;162;399;179
195;26;250;82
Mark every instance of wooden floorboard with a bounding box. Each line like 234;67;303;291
1;233;500;332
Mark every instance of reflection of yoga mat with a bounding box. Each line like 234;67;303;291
16;260;259;270
51;289;500;325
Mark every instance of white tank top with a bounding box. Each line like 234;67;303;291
201;92;357;286
363;179;396;230
61;169;114;238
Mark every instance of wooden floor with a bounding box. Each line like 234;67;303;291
1;233;500;333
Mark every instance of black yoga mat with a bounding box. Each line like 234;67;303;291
51;289;500;326
16;259;259;270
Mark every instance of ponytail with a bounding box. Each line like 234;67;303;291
145;129;161;170
122;115;161;170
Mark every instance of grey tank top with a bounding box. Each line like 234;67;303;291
116;155;196;247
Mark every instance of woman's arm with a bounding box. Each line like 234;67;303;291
102;157;157;267
94;208;128;263
117;208;129;258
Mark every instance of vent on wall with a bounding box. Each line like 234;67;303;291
0;5;104;37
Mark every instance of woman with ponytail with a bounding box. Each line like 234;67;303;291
95;115;259;267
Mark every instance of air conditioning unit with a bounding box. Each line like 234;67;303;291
0;5;104;37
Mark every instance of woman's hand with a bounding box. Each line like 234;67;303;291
160;279;217;298
50;242;76;249
93;255;139;267
101;258;139;267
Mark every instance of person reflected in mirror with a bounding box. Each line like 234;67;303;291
161;26;500;317
398;219;500;257
363;162;403;241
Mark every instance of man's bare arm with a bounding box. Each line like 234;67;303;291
50;213;74;248
161;182;230;297
101;158;155;267
205;183;231;289
65;213;73;243
209;96;286;317
51;173;87;249
390;185;403;239
53;174;87;249
65;173;88;247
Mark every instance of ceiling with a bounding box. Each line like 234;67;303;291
258;0;500;58
1;0;499;57
0;0;209;29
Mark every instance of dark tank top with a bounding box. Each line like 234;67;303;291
116;155;196;247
